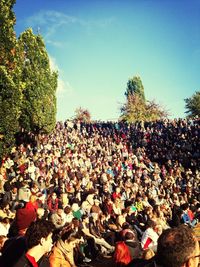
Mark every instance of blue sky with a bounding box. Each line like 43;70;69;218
13;0;200;121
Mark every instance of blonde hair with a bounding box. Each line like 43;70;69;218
143;248;155;260
29;194;37;203
36;208;45;219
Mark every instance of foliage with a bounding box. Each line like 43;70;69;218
121;76;168;122
0;1;58;160
18;29;58;134
0;0;23;160
125;76;146;102
0;0;16;69
120;94;146;122
185;91;200;118
146;99;169;121
0;67;21;156
74;107;91;122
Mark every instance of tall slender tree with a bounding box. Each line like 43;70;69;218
0;0;23;159
18;29;57;134
125;76;146;102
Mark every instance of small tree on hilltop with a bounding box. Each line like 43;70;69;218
185;91;200;118
146;99;168;121
74;107;91;122
120;75;168;122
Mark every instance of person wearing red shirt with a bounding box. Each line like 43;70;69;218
13;219;54;267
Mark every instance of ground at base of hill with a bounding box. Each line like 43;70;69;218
78;255;113;267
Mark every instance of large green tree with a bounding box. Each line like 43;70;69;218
18;29;58;134
185;91;200;118
0;0;23;159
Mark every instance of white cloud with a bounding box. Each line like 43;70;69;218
26;10;114;28
25;10;115;46
57;79;73;94
49;55;59;72
46;39;63;48
26;11;80;27
49;55;73;94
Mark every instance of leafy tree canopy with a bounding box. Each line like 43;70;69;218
18;29;57;134
74;107;91;122
185;91;200;118
121;75;168;122
0;0;22;160
125;76;146;102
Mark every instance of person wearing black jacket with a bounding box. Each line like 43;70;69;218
0;219;54;267
13;219;54;267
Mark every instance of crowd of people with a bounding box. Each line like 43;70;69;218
0;118;199;267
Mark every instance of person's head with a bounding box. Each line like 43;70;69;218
124;231;136;242
16;206;37;234
12;186;18;194
1;202;10;212
25;219;54;253
3;181;12;192
51;192;57;200
157;225;199;267
122;222;131;230
146;220;157;230
29;194;37;203
181;203;189;211
64;206;72;215
116;187;121;193
36;208;45;219
72;218;80;228
60;224;83;249
1;217;10;225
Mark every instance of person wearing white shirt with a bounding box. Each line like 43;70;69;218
141;220;159;252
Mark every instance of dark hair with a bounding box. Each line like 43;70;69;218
25;219;54;249
64;206;72;214
72;218;80;228
181;203;189;211
157;225;196;267
3;181;12;192
82;215;88;221
146;220;157;229
124;231;135;241
1;202;9;210
122;222;131;230
1;217;10;224
60;224;82;242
